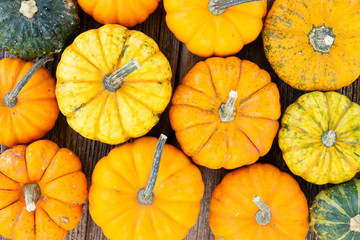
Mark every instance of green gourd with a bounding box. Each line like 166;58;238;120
310;179;360;240
0;0;79;59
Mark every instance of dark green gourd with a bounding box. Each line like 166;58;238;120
0;0;79;59
310;179;360;240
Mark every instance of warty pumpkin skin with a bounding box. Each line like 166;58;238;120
0;57;59;147
78;0;160;27
310;179;360;240
263;0;360;91
209;163;309;240
89;135;204;240
0;140;88;240
0;0;79;60
56;24;172;145
279;91;360;185
170;57;281;169
164;0;267;57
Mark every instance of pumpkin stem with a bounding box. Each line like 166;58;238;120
23;183;41;212
103;59;141;92
253;195;271;225
137;134;167;205
218;90;238;122
3;55;54;108
208;0;266;15
20;0;38;19
350;214;360;232
321;130;337;147
308;24;335;53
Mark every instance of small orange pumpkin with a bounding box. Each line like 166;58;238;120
164;0;267;57
209;163;309;240
0;140;88;240
0;56;59;147
89;134;204;239
78;0;160;27
170;57;281;169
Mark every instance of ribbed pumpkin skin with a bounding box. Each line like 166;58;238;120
164;0;267;57
89;137;204;240
209;163;309;240
0;0;79;60
170;57;280;169
0;58;59;147
279;91;360;185
78;0;160;27
0;140;88;240
310;179;360;240
263;0;360;91
56;24;172;145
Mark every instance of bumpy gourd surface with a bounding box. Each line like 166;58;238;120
310;179;360;240
0;0;79;59
164;0;267;57
89;137;204;240
78;0;160;27
263;0;360;90
0;140;88;240
279;91;360;184
210;163;309;240
170;57;280;169
56;24;172;145
0;58;59;147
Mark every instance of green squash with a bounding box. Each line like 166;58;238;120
0;0;79;59
310;179;360;240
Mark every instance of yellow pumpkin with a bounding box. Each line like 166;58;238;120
56;24;172;144
279;91;360;184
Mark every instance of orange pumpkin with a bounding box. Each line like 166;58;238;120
78;0;160;27
89;134;204;239
170;57;281;169
209;163;309;240
263;0;360;91
0;140;88;240
0;56;59;147
164;0;267;57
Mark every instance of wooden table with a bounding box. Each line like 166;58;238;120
1;0;358;239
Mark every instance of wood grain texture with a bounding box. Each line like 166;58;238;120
1;0;360;239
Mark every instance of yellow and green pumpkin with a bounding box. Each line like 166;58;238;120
279;91;360;185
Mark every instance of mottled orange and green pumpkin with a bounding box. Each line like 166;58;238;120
279;91;360;185
310;179;360;240
56;24;172;145
170;57;280;169
263;0;360;91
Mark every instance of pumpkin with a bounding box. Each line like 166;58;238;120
0;139;88;240
164;0;267;57
263;0;360;91
209;163;309;240
78;0;160;27
169;57;280;169
89;134;204;239
0;0;79;60
0;56;59;147
310;179;360;240
279;91;360;185
56;24;172;145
